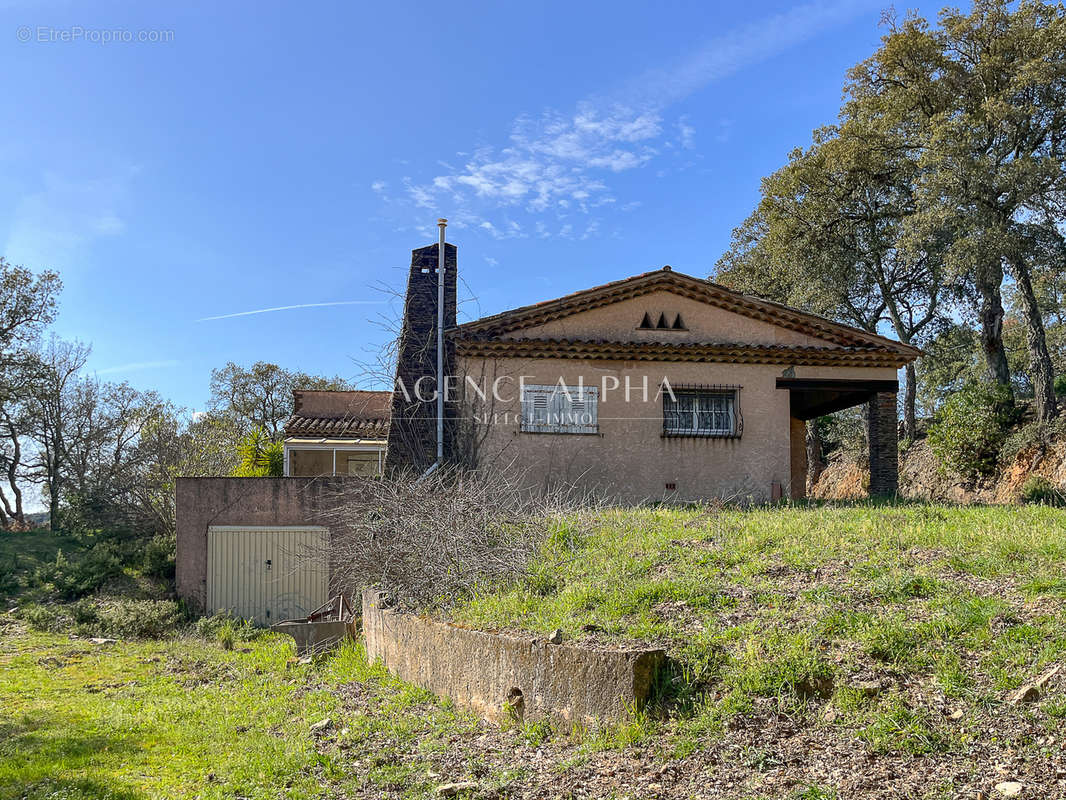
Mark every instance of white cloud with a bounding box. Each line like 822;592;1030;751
398;0;871;239
678;117;696;149
405;178;435;209
5;168;135;270
617;0;870;108
407;104;652;220
371;180;387;192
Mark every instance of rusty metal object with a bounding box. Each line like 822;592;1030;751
272;595;356;656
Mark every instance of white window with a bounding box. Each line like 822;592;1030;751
521;384;598;434
663;390;739;437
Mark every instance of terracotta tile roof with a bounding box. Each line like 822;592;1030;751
456;267;921;360
284;415;389;439
284;390;391;440
456;337;914;368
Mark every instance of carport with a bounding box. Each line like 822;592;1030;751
778;377;899;499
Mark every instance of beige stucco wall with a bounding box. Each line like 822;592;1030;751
175;477;359;612
459;355;896;505
506;290;828;347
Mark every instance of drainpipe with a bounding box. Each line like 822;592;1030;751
436;218;446;465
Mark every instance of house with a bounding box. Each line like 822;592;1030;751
176;235;918;620
383;240;919;503
282;389;390;477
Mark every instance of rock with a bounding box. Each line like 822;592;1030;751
1012;684;1041;704
797;675;834;699
948;708;964;720
1035;665;1060;687
1010;665;1060;705
994;781;1023;797
436;781;478;796
548;629;563;645
88;637;117;645
821;705;839;723
852;678;886;697
309;718;333;735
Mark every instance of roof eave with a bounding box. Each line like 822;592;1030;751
456;337;917;368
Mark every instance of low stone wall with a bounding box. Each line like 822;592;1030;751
176;477;363;612
361;589;665;726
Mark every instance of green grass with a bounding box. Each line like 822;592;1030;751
0;528;80;596
4;504;1065;796
0;627;476;800
451;503;1066;752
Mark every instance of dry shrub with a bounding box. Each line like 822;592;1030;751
321;465;600;611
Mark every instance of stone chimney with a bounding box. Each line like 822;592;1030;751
385;241;457;473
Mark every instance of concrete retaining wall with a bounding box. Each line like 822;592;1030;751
176;477;364;612
361;589;665;725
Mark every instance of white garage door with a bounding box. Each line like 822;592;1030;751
206;526;329;626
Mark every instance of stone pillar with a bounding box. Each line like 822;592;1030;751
789;416;808;500
385;242;457;474
867;391;899;496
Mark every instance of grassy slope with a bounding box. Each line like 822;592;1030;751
0;628;478;800
0;529;80;595
4;505;1066;799
453;504;1066;754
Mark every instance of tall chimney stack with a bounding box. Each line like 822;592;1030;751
384;235;457;473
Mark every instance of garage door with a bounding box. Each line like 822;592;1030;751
206;526;329;626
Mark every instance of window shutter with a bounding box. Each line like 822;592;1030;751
533;392;549;425
580;386;598;434
550;389;566;433
521;384;597;434
522;385;554;432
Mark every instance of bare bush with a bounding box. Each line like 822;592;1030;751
320;464;602;611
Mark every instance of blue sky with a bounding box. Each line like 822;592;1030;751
1;0;952;411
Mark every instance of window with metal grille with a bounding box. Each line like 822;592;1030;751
521;384;598;434
663;387;741;438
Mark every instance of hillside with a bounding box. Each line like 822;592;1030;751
5;505;1065;799
448;505;1066;799
813;419;1066;505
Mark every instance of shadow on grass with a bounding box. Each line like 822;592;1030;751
0;710;146;800
8;777;144;800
